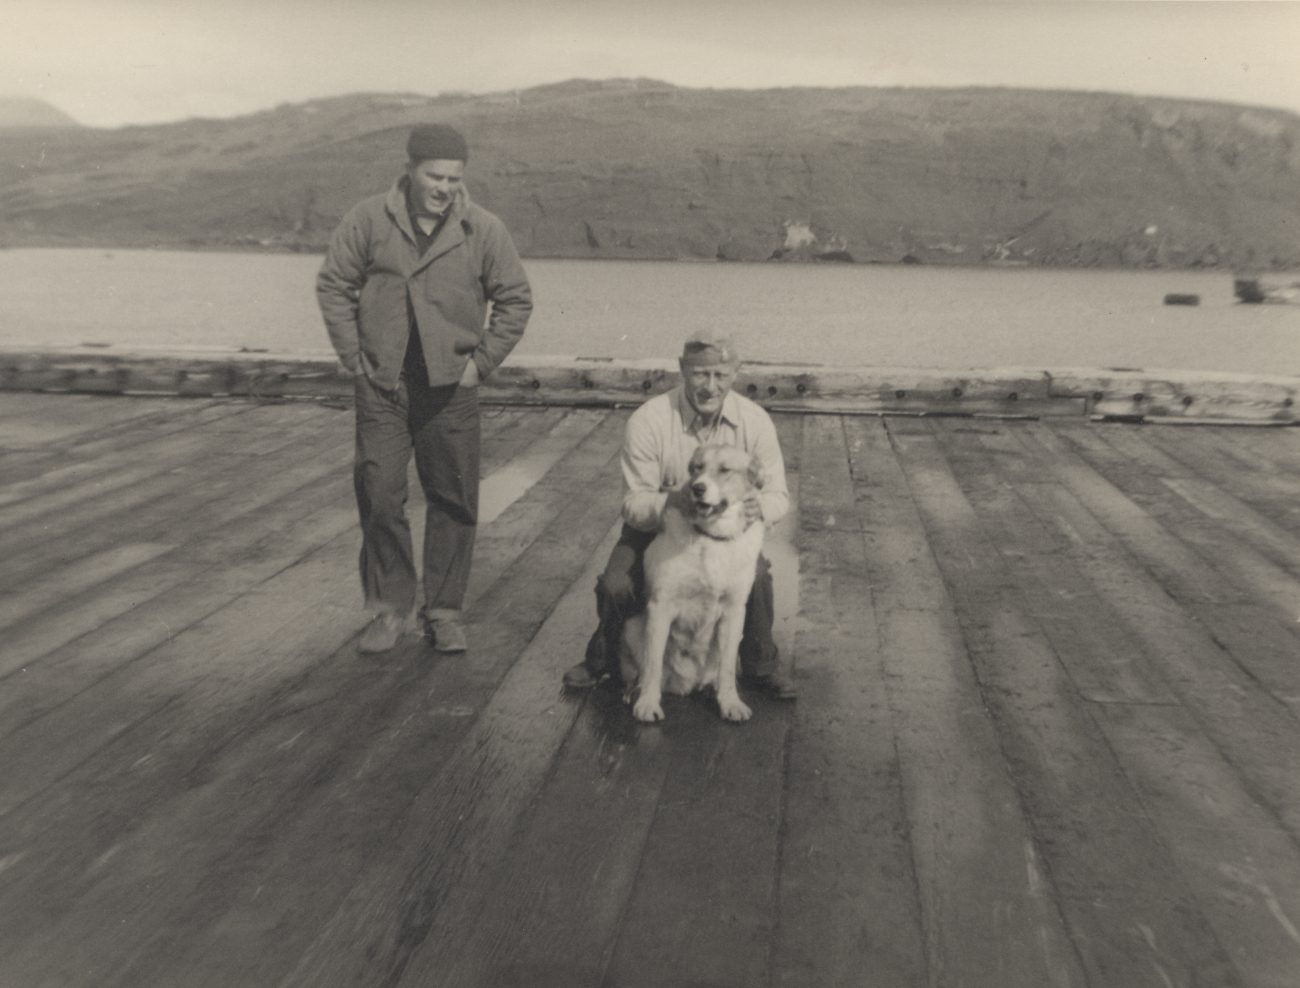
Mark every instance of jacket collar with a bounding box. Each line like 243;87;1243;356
385;176;472;273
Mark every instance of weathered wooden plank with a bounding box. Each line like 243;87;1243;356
1157;475;1300;581
0;349;352;399
595;704;791;988
1224;425;1300;476
916;418;1253;985
1014;422;1300;833
1048;422;1300;692
971;422;1299;705
852;416;1085;988
1040;422;1256;605
0;409;625;808
472;404;572;479
0;392;218;449
0;413;354;597
0;401;344;562
270;438;627;988
0;395;253;489
883;421;1237;987
0;418;629;986
0;488;357;726
0;541;177;632
387;657;670;988
472;407;607;526
771;413;926;988
0;531;364;818
933;420;1177;704
1093;422;1300;573
1048;366;1299;422
1140;422;1300;539
73;521;625;988
1098;702;1300;986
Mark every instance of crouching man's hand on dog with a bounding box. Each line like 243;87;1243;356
662;485;693;520
743;494;764;526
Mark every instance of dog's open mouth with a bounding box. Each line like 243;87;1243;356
691;497;728;518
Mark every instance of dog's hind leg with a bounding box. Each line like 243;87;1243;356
632;603;673;722
713;604;752;722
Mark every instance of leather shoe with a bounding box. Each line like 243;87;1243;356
744;669;798;700
426;612;468;653
563;662;600;690
359;611;405;654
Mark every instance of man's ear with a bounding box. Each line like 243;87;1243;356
747;454;765;490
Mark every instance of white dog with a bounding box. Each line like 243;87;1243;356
620;444;766;723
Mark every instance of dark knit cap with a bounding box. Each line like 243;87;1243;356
406;124;468;162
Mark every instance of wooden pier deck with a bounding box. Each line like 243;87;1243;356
2;390;1299;988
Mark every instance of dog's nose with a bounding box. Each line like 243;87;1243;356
691;481;707;498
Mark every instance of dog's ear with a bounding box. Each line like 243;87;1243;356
747;454;765;490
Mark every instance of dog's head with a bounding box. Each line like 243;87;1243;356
685;444;764;525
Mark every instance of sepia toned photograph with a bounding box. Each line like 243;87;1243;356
0;2;1298;985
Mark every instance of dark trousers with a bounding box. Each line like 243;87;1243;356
582;524;779;682
353;372;479;615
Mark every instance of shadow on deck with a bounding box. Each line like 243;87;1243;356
1;391;1299;988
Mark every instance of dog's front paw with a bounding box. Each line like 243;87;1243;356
719;695;752;722
632;695;665;723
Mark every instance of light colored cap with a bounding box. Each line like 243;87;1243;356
680;328;741;367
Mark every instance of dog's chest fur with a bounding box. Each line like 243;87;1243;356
644;508;763;675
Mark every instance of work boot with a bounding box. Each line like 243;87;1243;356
359;611;405;654
562;662;600;690
743;669;798;700
425;609;468;653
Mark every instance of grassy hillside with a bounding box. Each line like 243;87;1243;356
1;79;1297;268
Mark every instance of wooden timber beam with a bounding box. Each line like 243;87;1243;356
0;347;1295;422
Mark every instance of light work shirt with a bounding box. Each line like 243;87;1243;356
621;385;790;532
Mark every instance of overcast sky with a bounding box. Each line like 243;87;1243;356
3;0;1298;128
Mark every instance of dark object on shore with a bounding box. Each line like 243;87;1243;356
1235;275;1300;304
816;249;855;263
1235;278;1268;303
1163;293;1200;306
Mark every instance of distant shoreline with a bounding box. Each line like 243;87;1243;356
0;238;1288;274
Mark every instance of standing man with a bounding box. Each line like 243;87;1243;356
318;124;532;653
563;330;798;700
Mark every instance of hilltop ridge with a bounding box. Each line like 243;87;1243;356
0;79;1297;268
0;97;81;130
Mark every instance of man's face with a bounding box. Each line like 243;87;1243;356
680;360;739;418
406;158;464;216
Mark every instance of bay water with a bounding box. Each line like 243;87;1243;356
1;248;1296;377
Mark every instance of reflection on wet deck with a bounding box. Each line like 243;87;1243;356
1;391;1299;988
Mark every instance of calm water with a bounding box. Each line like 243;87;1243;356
1;248;1297;376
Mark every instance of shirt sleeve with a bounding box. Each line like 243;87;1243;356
315;203;372;373
750;409;789;526
471;216;533;379
621;403;671;531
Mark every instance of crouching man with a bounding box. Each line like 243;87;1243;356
562;330;797;700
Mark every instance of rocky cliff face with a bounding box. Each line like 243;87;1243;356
1;80;1297;269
